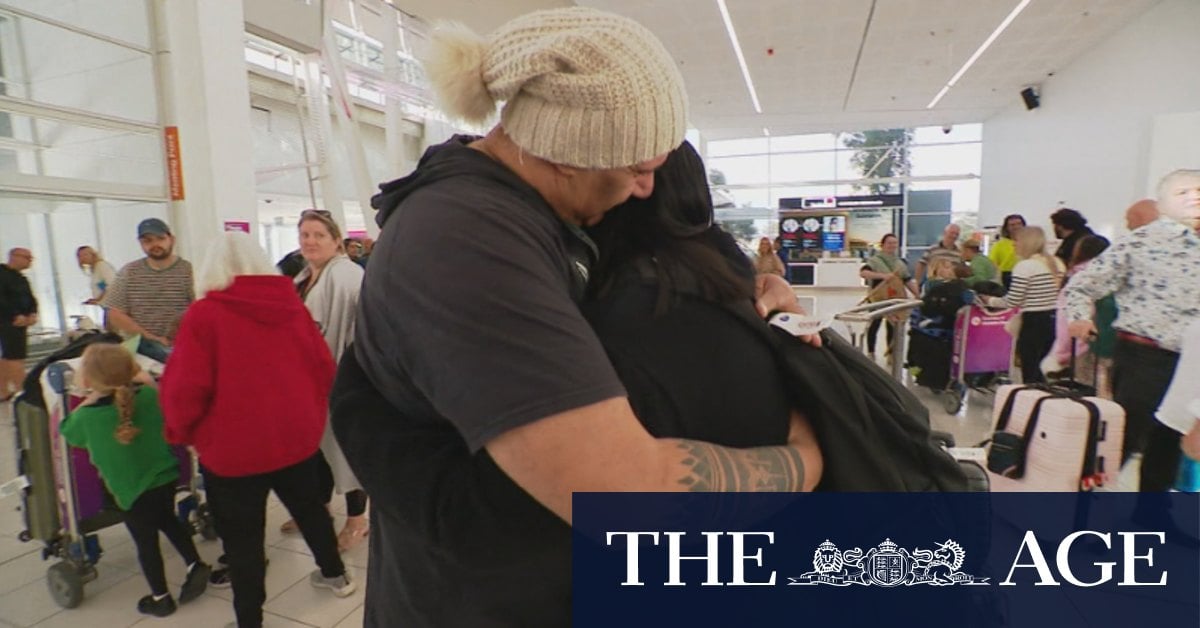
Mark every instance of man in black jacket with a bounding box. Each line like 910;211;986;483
0;247;38;399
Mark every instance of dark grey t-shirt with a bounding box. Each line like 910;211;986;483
354;143;627;452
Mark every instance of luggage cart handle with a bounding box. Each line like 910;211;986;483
835;299;923;323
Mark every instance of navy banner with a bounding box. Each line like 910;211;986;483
573;493;1199;628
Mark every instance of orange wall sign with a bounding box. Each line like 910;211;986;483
165;126;185;200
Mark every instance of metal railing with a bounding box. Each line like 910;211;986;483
834;299;923;382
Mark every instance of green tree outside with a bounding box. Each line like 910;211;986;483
842;129;913;195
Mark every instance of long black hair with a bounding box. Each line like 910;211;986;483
587;141;754;314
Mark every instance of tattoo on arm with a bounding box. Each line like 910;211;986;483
674;441;805;492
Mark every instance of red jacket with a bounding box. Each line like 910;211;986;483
160;275;335;477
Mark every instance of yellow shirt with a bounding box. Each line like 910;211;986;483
988;237;1019;273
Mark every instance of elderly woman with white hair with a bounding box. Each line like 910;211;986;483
159;232;355;628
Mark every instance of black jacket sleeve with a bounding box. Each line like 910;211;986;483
0;267;36;320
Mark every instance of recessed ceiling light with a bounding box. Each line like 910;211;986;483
927;0;1032;109
716;0;762;114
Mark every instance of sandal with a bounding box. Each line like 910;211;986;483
337;516;369;552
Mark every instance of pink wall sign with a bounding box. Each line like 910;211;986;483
223;221;251;233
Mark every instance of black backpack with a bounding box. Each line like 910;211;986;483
731;304;970;492
921;279;972;322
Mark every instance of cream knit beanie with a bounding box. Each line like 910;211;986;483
423;7;688;169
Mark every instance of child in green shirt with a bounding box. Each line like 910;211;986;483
61;343;211;617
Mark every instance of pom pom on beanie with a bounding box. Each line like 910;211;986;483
425;22;495;125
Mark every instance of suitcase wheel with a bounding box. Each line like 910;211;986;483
47;561;85;609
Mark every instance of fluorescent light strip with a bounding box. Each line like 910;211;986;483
716;0;762;114
762;127;770;136
927;0;1032;109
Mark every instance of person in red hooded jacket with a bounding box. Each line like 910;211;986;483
159;232;356;628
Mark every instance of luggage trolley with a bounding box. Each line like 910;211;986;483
943;301;1017;414
5;333;215;609
834;298;924;383
906;294;1017;415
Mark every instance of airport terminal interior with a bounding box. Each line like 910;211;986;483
0;0;1197;626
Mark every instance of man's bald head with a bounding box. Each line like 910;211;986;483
7;248;32;271
1124;199;1158;231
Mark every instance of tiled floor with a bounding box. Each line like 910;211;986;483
0;400;368;627
0;325;1139;627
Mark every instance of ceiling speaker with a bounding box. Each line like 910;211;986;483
1020;86;1040;110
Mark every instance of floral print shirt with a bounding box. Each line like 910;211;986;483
1064;218;1200;352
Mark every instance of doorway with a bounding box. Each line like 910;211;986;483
0;191;168;336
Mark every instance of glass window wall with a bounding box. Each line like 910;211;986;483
0;0;167;335
703;124;983;251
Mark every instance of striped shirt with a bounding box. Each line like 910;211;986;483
998;256;1062;312
101;258;194;341
920;241;961;269
1064;218;1200;352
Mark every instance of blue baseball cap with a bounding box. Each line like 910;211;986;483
137;218;172;238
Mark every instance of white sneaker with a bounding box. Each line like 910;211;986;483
309;569;356;597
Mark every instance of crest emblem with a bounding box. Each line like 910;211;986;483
789;539;988;587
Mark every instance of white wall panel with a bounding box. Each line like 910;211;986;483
980;0;1200;238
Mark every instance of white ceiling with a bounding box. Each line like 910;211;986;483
577;0;1163;139
392;0;1161;140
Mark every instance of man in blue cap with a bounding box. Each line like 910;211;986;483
101;218;194;362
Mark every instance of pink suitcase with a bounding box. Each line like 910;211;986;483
986;385;1125;492
951;304;1015;381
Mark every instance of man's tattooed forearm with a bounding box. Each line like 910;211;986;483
674;441;805;492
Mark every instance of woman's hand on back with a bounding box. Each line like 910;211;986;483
755;273;821;347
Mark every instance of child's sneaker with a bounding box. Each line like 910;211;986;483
309;569;356;597
179;561;211;603
137;593;177;617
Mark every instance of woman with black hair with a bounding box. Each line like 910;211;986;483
584;142;824;459
1042;234;1116;393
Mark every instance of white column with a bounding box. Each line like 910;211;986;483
150;0;258;259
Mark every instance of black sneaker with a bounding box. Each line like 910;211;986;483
209;566;231;589
137;594;177;617
209;557;269;589
179;562;211;604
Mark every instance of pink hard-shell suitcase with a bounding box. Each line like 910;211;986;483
986;385;1125;492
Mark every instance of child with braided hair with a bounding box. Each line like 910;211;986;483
60;343;211;617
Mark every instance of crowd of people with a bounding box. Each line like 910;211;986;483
0;5;1197;628
844;170;1200;504
28;215;367;627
